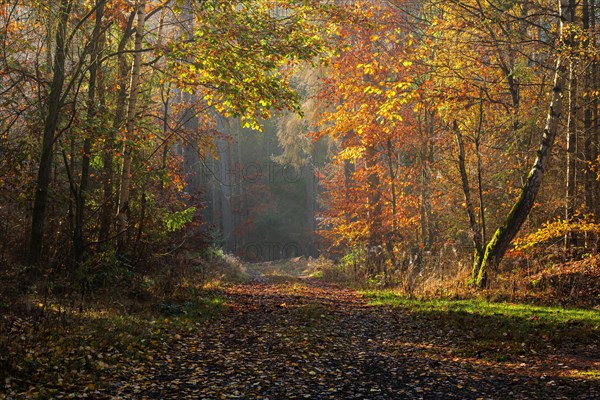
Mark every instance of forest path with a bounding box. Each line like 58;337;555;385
105;262;598;399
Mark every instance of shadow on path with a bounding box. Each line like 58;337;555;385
106;262;599;399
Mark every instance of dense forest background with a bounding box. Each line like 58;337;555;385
1;0;599;299
193;117;321;261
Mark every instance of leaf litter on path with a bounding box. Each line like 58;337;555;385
99;277;598;400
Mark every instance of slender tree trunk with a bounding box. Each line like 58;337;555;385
365;145;382;274
28;0;71;268
581;0;600;250
590;0;600;250
343;132;355;227
426;113;435;247
160;84;171;188
116;0;146;257
583;0;599;220
386;139;397;221
476;0;574;288
74;0;106;266
475;94;487;245
385;138;397;268
565;61;578;252
305;156;316;257
68;138;76;234
417;110;434;252
454;121;484;280
98;11;136;246
134;190;147;257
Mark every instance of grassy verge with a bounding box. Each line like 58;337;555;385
364;290;600;360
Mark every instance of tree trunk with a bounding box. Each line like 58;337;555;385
134;190;147;258
28;0;71;268
476;0;574;288
590;0;600;250
565;61;578;252
583;0;599;220
116;0;146;257
454;121;484;281
385;137;397;268
425;112;436;248
417;109;435;254
305;157;316;257
98;11;136;246
592;1;600;222
74;0;106;266
581;0;599;250
475;95;487;245
365;145;382;274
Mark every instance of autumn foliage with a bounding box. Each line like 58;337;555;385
309;0;600;285
0;0;599;294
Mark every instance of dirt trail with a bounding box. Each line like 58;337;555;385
104;262;598;399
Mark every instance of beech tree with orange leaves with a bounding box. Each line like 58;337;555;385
315;1;427;275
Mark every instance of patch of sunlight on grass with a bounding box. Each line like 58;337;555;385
577;370;600;379
363;290;600;360
363;289;600;327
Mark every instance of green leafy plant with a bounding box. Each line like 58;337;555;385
163;207;196;232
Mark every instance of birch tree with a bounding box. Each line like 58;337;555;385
474;0;575;287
